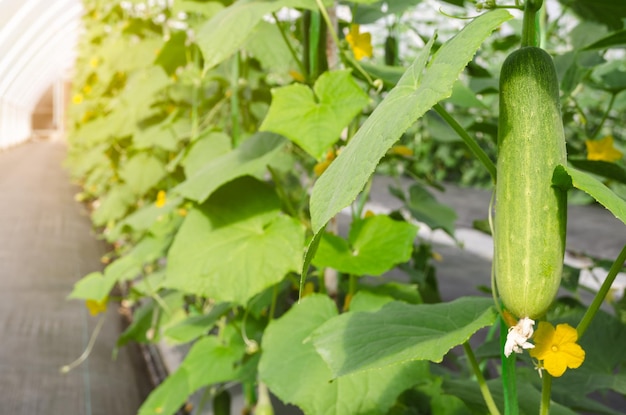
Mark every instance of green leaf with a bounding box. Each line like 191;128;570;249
181;131;232;178
117;293;184;347
134;118;190;152
197;0;330;71
245;21;298;74
312;215;417;276
444;378;579;415
118;195;184;234
558;0;626;30
173;132;285;203
569;159;626;184
138;335;246;415
67;272;115;302
554;165;626;225
446;80;488;109
133;123;177;152
165;177;304;305
403;184;458;236
309;9;512;232
104;235;172;284
260;70;369;159
582;29;626;51
259;295;426;415
92;184;135;226
119;153;167;197
312;297;497;377
352;0;422;24
164;303;232;344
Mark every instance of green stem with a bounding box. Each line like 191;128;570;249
500;318;519;415
576;244;626;338
463;342;501;415
539;373;552;415
521;0;543;47
191;48;200;141
269;284;278;321
272;12;307;77
434;104;497;183
590;92;617;139
345;274;357;311
308;10;321;80
313;0;376;88
354;177;372;221
230;53;241;146
268;165;297;217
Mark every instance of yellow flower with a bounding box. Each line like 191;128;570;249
586;136;623;162
346;24;373;61
302;281;315;298
289;70;306;83
72;94;84;105
155;190;166;208
86;298;108;316
530;322;585;377
89;57;99;68
388;145;414;157
82;84;92;95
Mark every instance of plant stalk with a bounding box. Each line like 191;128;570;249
539;373;552;415
590;92;617;139
313;0;375;88
272;12;307;77
463;342;501;415
230;52;241;146
500;318;519;415
577;244;626;338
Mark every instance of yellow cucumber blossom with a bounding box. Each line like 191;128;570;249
530;321;585;377
86;297;108;316
504;316;535;357
346;24;373;61
155;190;167;208
586;135;623;162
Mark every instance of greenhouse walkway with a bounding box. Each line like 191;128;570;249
0;139;152;414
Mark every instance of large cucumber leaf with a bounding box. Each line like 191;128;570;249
165;177;304;305
311;297;496;377
309;9;512;233
259;295;427;415
197;0;332;71
260;70;370;159
311;215;417;276
173;132;285;204
138;334;248;415
554;165;626;225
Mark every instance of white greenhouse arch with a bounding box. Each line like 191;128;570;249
0;0;82;149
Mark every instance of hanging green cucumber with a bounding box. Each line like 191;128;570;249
495;46;567;320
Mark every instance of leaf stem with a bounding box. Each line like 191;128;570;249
463;342;501;415
313;0;376;88
272;12;307;78
434;104;497;183
539;373;552;415
576;244;626;338
269;283;278;321
230;52;241;146
590;92;617;139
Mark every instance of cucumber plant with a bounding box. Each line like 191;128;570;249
64;1;626;415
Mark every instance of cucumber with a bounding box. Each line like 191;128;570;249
495;46;567;319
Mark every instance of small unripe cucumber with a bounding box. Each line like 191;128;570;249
495;47;567;319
